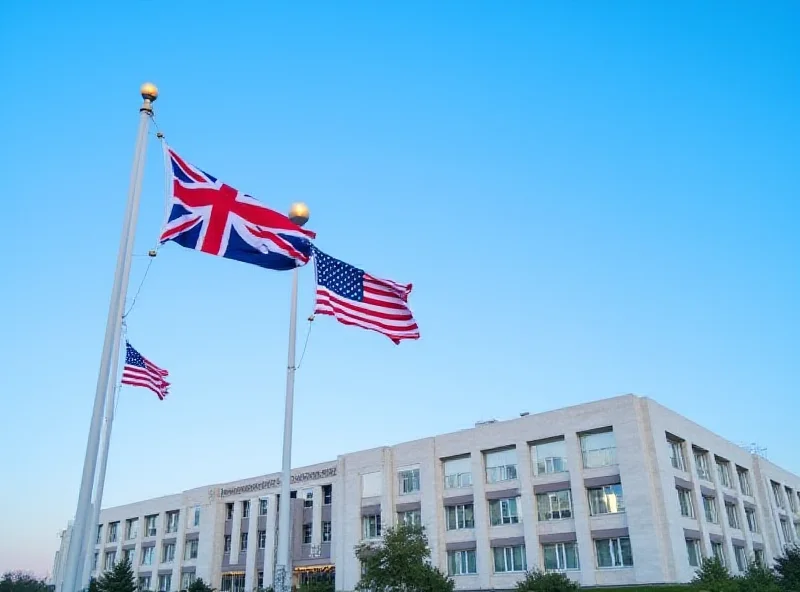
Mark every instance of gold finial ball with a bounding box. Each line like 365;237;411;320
140;82;158;101
288;202;310;227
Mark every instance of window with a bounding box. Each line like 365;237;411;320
703;496;718;523
125;518;138;540
362;472;383;497
239;532;248;552
399;469;420;495
485;449;518;483
493;545;526;573
193;506;201;527
780;519;792;543
107;522;119;543
542;542;579;571
223;535;232;553
302;489;314;508
220;574;245;592
323;484;333;505
257;573;263;590
726;503;740;529
92;552;98;570
795;522;800;539
694;450;711;481
536;490;573;521
787;487;797;512
746;507;759;533
588;484;625;515
447;549;477;575
754;549;765;566
363;514;381;539
772;482;785;508
259;498;268;516
712;542;726;566
532;438;567;475
181;573;195;590
595;537;633;568
256;530;266;549
138;576;151;591
677;488;695;518
145;514;158;537
737;467;752;496
443;457;473;489
686;539;701;567
446;504;475;530
96;525;102;545
184;539;198;560
580;430;617;469
241;501;250;518
667;437;685;471
716;459;732;488
141;547;154;565
122;549;135;564
489;497;519;526
166;511;179;534
734;546;747;572
104;551;116;570
302;524;312;544
225;503;234;520
162;542;175;563
157;574;171;592
399;509;422;527
322;521;332;543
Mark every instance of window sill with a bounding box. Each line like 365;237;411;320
596;566;634;570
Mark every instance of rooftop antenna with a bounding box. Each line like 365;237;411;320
738;442;768;459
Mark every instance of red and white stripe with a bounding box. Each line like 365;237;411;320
122;358;170;400
315;273;420;344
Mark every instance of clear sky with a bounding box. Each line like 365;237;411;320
0;0;797;577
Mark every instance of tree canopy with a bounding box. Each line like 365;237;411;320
95;558;135;592
0;572;49;592
355;523;454;592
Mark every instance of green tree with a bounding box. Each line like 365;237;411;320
187;579;216;592
775;545;800;592
95;558;135;592
514;569;580;592
0;572;49;592
691;556;740;592
355;523;454;592
739;561;781;592
88;578;99;592
296;582;333;592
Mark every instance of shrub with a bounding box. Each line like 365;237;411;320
514;569;580;591
775;545;800;592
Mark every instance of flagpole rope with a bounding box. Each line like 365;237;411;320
294;317;314;371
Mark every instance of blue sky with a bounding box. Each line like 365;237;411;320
1;0;797;576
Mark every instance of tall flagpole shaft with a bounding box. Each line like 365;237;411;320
61;83;158;592
274;203;310;592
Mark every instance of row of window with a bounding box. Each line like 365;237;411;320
98;508;201;544
94;538;200;572
675;487;760;533
362;430;620;498
444;538;634;577
223;485;334;520
770;480;800;514
667;436;756;495
136;572;195;592
222;522;332;554
687;538;763;573
362;484;624;539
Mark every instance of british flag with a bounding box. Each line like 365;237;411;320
159;146;316;271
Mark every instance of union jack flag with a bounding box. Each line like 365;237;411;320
159;146;316;271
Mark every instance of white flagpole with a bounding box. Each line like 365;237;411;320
61;84;158;592
79;380;121;591
274;203;310;592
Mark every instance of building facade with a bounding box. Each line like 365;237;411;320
56;395;800;591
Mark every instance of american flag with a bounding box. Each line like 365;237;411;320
312;247;419;344
121;342;170;400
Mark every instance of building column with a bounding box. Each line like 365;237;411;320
262;494;278;586
515;442;538;572
311;487;323;546
469;446;491;591
230;502;243;557
244;497;259;591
